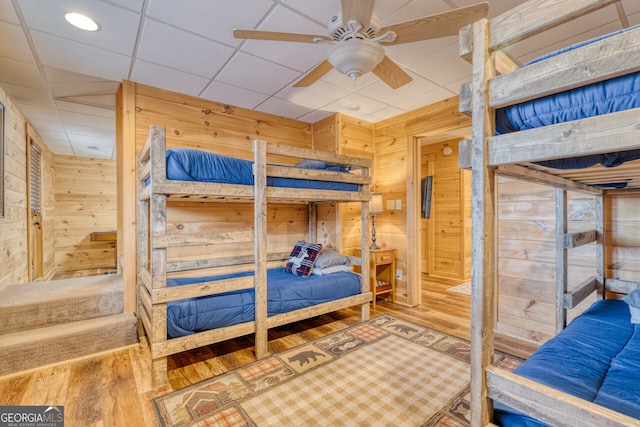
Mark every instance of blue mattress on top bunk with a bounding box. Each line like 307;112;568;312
166;268;361;338
494;299;640;426
164;148;359;191
495;24;640;172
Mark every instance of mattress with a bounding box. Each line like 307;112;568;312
494;299;640;426
495;24;640;171
165;148;359;191
166;268;361;338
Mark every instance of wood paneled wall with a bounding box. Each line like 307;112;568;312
0;88;55;287
496;178;640;345
373;97;471;305
53;156;117;273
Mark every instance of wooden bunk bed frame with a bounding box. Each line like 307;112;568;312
136;125;373;387
458;1;640;426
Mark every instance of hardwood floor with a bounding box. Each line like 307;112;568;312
0;278;476;426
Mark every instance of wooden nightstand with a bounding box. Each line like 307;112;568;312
356;248;396;308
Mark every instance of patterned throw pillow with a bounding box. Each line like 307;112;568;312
284;241;323;277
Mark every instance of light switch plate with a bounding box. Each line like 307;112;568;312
395;200;402;210
386;200;395;210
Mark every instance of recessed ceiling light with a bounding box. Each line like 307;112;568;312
64;12;100;32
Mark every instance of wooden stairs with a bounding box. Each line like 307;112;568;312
0;274;138;377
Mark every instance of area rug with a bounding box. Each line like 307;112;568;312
447;282;471;296
153;315;521;426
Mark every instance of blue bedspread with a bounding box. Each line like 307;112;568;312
165;148;358;191
166;268;361;338
495;24;640;172
494;299;640;426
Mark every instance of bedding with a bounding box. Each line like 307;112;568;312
494;299;640;426
495;24;640;172
164;148;359;191
166;268;361;338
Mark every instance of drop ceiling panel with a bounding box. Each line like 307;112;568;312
30;31;132;81
18;0;141;55
0;57;46;89
216;52;299;94
277;80;351;110
0;22;36;63
357;70;440;105
255;96;314;120
200;81;270;110
3;83;54;108
130;60;210;97
137;19;235;78
146;0;275;47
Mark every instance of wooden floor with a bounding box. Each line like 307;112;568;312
0;277;504;426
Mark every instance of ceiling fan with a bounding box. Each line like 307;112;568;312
234;0;488;89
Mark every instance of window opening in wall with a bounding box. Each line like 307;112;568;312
29;140;42;216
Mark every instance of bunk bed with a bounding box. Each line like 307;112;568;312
458;1;640;426
136;125;373;387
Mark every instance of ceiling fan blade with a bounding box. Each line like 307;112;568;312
233;29;332;44
372;56;412;89
341;0;375;28
379;2;489;45
293;60;334;87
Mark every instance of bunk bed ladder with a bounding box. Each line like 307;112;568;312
555;189;604;333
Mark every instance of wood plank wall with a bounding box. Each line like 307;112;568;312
53;156;117;273
310;114;374;253
373;97;472;305
496;178;640;345
0;87;55;287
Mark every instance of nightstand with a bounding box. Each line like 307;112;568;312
355;248;396;308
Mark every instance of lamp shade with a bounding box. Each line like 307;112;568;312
370;193;384;215
327;39;385;81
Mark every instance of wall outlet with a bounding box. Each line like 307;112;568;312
395;199;402;210
396;269;402;280
386;200;395;211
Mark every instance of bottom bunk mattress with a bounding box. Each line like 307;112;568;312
494;299;640;426
166;268;361;338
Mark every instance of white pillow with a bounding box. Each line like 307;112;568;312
312;264;352;276
314;249;350;269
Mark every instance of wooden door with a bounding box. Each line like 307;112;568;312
27;137;43;281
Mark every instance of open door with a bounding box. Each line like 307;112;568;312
27;136;43;281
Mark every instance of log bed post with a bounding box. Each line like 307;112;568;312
556;188;568;333
596;193;605;299
149;126;169;387
361;199;371;320
253;139;268;359
469;17;496;427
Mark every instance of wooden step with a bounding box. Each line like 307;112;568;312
0;274;124;334
0;312;138;377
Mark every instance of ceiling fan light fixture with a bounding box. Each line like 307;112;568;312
327;39;384;81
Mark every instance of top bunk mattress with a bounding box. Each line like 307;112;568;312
165;148;359;191
495;24;640;171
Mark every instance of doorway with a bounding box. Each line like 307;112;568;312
414;137;472;284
